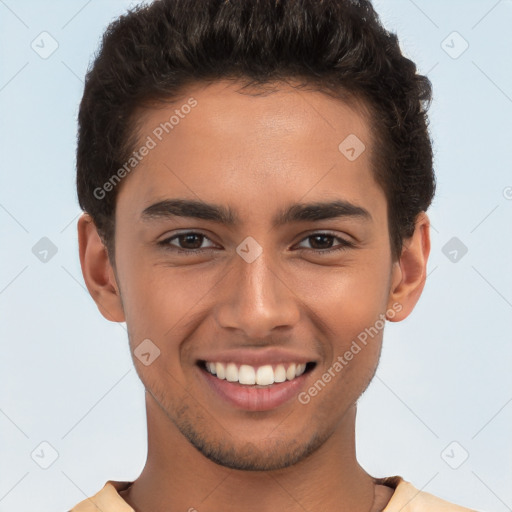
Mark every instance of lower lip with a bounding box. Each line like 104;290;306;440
200;366;310;412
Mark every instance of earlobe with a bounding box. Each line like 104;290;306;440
77;213;125;322
387;212;431;322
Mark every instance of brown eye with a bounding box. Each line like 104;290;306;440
175;233;205;249
296;232;354;254
308;234;336;250
159;232;217;253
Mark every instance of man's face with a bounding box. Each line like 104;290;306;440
112;80;400;470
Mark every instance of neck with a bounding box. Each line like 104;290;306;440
120;394;380;512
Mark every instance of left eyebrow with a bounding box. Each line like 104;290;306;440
140;198;372;227
272;200;372;227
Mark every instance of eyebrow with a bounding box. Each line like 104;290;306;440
141;198;372;228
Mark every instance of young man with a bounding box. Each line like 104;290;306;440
70;0;481;510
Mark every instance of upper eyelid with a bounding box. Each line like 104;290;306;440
161;230;351;249
167;232;218;248
162;231;218;246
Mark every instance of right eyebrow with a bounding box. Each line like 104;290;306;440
141;199;237;225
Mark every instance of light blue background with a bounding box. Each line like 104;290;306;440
1;1;511;511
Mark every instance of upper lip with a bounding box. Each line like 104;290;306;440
197;347;318;367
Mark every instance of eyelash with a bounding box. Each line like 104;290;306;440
157;231;355;256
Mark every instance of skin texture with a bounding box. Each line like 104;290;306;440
78;80;430;512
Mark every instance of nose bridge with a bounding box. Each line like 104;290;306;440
215;240;300;337
241;246;279;307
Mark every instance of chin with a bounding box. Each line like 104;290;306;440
179;418;328;471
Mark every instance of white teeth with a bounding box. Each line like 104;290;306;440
256;365;274;385
274;364;287;383
204;361;310;385
225;363;238;382
238;365;256;385
286;363;296;381
215;362;226;379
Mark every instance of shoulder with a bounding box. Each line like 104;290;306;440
379;475;482;512
68;480;134;512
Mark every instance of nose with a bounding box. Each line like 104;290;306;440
215;245;301;340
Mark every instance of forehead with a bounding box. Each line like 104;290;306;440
116;79;385;225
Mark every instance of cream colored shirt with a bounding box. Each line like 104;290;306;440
69;475;481;511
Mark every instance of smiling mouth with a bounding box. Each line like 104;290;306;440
198;361;316;386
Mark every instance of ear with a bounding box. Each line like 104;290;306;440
387;212;431;322
77;213;125;322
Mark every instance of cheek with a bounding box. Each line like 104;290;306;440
120;266;193;391
301;261;391;332
118;259;224;371
301;268;388;411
